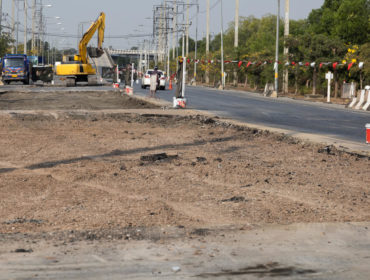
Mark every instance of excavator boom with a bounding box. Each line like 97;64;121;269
79;12;106;64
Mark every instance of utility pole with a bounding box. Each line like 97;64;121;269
233;0;239;86
185;0;189;56
0;0;3;34
272;0;280;97
24;0;27;54
172;0;177;59
194;0;199;85
220;0;224;89
15;0;19;53
205;0;210;84
32;0;36;53
283;0;290;94
11;0;15;53
39;1;43;59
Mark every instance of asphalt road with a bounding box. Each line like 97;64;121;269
1;83;369;144
136;84;370;144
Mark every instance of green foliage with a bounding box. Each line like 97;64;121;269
0;33;13;57
307;0;369;44
334;0;370;44
177;0;369;93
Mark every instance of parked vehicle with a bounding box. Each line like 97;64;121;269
141;69;166;90
1;54;54;85
1;54;30;84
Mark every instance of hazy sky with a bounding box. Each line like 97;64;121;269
2;0;324;50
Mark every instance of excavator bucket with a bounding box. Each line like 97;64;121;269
88;47;104;58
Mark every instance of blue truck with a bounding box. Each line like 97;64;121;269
1;54;31;84
1;54;53;85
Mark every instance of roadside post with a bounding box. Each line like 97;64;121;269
113;65;120;88
366;124;370;144
173;57;187;109
131;63;135;88
182;57;186;98
326;71;333;103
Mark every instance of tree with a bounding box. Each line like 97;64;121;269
334;0;370;44
0;33;13;57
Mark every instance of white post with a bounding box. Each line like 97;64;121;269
220;0;225;89
116;65;119;84
182;57;186;98
131;63;134;88
326;71;333;103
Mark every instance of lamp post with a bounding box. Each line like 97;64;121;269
77;21;93;49
220;0;225;89
193;0;199;85
272;0;280;98
39;3;52;64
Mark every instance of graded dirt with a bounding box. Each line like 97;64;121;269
0;105;369;237
0;89;369;279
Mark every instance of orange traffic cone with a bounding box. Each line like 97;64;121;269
169;79;173;90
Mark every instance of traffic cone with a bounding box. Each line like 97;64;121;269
169;79;173;90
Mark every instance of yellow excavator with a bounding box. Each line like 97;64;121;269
56;12;105;86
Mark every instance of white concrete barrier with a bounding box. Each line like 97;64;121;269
354;89;366;110
348;96;357;108
362;86;370;111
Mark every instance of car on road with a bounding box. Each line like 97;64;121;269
141;69;166;90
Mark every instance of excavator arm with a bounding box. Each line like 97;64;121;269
78;12;106;64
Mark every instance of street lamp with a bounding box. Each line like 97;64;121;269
220;0;225;89
272;0;280;97
77;21;93;48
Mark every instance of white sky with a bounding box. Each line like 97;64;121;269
1;0;324;50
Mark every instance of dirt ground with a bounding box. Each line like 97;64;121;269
0;89;369;279
0;90;369;239
0;89;156;110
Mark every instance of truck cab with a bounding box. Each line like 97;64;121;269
1;54;30;85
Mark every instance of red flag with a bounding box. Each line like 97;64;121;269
333;62;338;70
238;61;243;68
348;62;354;70
291;61;296;66
247;61;251;68
305;62;310;67
319;63;323;69
187;59;190;64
